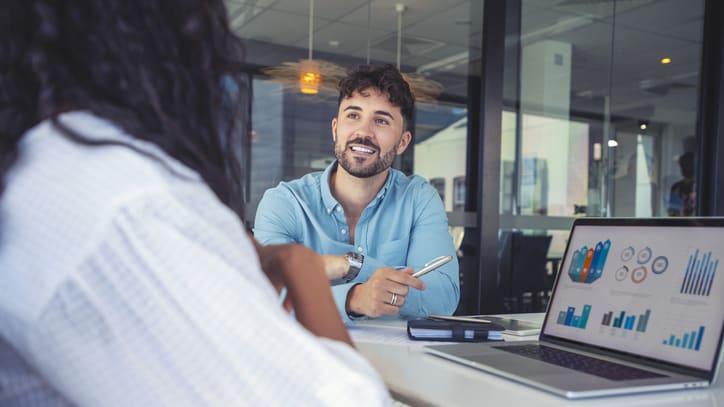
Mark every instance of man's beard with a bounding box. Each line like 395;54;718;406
334;137;398;178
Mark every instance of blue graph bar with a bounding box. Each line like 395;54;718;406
612;311;625;328
565;307;574;325
695;326;704;350
636;309;651;332
681;250;718;296
663;326;705;351
580;305;591;327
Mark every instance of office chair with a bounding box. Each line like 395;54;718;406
498;231;553;313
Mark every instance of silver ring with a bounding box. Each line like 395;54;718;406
390;292;398;306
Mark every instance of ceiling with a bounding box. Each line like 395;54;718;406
225;0;705;126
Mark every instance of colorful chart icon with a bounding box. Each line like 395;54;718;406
631;266;648;283
621;246;635;262
651;256;669;274
567;239;610;284
637;247;652;264
615;265;629;281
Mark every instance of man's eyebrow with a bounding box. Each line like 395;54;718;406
342;105;395;120
374;110;395;120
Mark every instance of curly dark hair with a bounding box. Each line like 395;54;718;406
0;0;248;217
337;64;415;133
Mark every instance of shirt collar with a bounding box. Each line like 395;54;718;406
320;160;394;214
321;161;340;214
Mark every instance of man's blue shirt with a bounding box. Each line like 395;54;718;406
254;161;460;323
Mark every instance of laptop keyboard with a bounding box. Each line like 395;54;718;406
494;344;666;381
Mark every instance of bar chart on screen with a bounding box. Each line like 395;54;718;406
555;304;592;329
662;325;706;351
600;309;651;333
680;250;718;297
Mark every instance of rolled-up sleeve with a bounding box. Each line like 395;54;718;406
399;185;460;317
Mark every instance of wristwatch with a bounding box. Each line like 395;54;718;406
342;252;364;282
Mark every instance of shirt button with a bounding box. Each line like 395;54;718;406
336;207;342;212
341;229;346;234
357;246;363;252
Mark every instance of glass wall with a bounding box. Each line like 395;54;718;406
229;0;708;314
497;0;705;312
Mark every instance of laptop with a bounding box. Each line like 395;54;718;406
425;217;724;398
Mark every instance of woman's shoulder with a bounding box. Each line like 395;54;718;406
19;111;199;193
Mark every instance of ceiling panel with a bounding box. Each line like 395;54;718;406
268;0;368;20
226;0;705;121
235;8;315;45
404;2;476;48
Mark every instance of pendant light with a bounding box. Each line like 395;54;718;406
262;0;345;95
298;0;320;94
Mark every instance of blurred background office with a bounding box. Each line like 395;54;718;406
225;0;724;314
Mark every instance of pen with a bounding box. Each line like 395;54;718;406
411;255;453;278
428;314;493;324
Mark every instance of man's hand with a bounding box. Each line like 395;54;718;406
346;267;425;318
321;254;349;280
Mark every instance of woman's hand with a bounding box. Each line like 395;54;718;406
321;254;350;281
248;235;353;346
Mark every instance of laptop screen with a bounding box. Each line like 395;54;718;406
543;218;724;373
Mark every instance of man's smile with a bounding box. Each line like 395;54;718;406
350;145;376;155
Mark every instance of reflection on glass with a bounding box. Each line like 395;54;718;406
414;113;467;213
497;0;704;312
504;0;703;222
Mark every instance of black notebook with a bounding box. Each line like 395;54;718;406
407;318;505;342
428;314;541;336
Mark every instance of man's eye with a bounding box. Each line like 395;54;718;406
347;113;359;119
375;118;389;125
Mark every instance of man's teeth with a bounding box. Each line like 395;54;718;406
351;146;374;154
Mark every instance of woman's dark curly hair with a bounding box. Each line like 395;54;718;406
337;64;415;133
0;0;248;217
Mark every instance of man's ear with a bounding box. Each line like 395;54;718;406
331;118;338;143
396;130;412;154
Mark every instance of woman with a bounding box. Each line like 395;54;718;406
0;1;388;405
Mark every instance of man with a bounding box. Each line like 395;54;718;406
254;64;460;322
668;151;695;216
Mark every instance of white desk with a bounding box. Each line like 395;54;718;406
351;315;724;407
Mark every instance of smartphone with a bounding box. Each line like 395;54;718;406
411;255;453;278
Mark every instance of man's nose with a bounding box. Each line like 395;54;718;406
352;120;374;137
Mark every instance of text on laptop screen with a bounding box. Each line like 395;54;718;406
544;224;724;371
